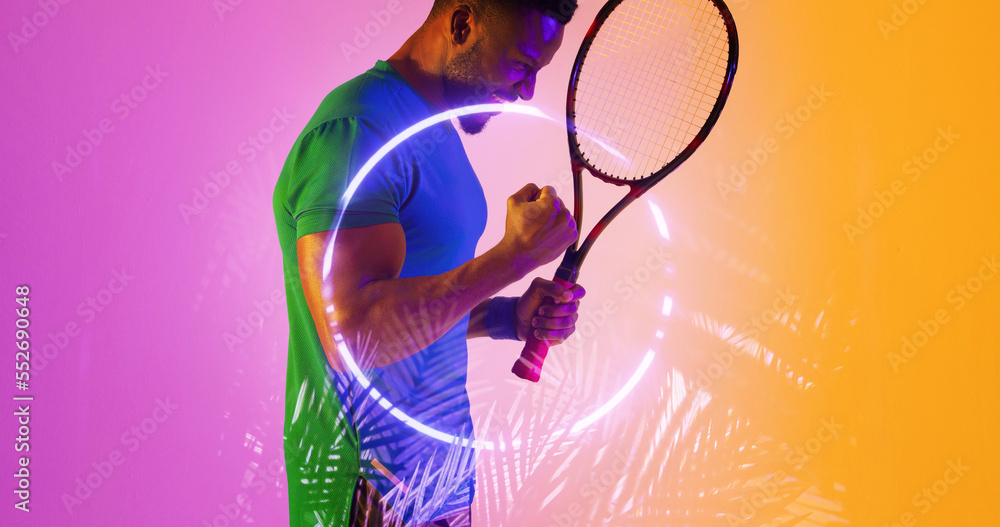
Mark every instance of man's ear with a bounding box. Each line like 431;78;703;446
449;5;475;46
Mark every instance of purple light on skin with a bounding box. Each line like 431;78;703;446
321;102;661;450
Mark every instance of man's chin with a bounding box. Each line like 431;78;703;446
457;114;492;135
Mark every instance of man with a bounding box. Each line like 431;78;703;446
272;1;583;525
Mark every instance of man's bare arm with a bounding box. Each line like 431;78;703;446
298;184;578;371
466;299;491;340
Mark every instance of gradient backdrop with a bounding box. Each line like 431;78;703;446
2;0;998;525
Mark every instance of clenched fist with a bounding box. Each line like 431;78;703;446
500;184;578;272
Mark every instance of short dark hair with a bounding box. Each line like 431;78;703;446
430;0;578;26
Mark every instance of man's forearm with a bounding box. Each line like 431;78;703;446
467;299;491;339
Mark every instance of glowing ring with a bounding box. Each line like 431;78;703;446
322;102;666;450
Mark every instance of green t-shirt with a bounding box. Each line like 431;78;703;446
272;61;487;525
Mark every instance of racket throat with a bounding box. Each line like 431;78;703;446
555;251;580;283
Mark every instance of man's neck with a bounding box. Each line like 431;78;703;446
387;30;449;111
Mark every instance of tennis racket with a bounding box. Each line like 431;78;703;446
511;0;739;382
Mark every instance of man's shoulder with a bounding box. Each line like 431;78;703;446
306;61;419;134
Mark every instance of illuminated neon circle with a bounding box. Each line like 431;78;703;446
322;102;669;451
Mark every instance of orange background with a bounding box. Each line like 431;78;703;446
465;1;1000;525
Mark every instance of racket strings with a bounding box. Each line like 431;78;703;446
573;0;731;182
593;1;720;174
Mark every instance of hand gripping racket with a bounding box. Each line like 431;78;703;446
511;0;739;382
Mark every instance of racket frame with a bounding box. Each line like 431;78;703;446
513;0;740;382
555;0;740;284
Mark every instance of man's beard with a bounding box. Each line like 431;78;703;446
442;39;495;135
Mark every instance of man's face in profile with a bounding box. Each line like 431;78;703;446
443;9;565;134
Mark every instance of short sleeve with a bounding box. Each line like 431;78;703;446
284;117;411;238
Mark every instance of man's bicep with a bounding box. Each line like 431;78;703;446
296;225;407;349
297;224;406;291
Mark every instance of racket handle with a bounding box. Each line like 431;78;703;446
511;276;573;382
